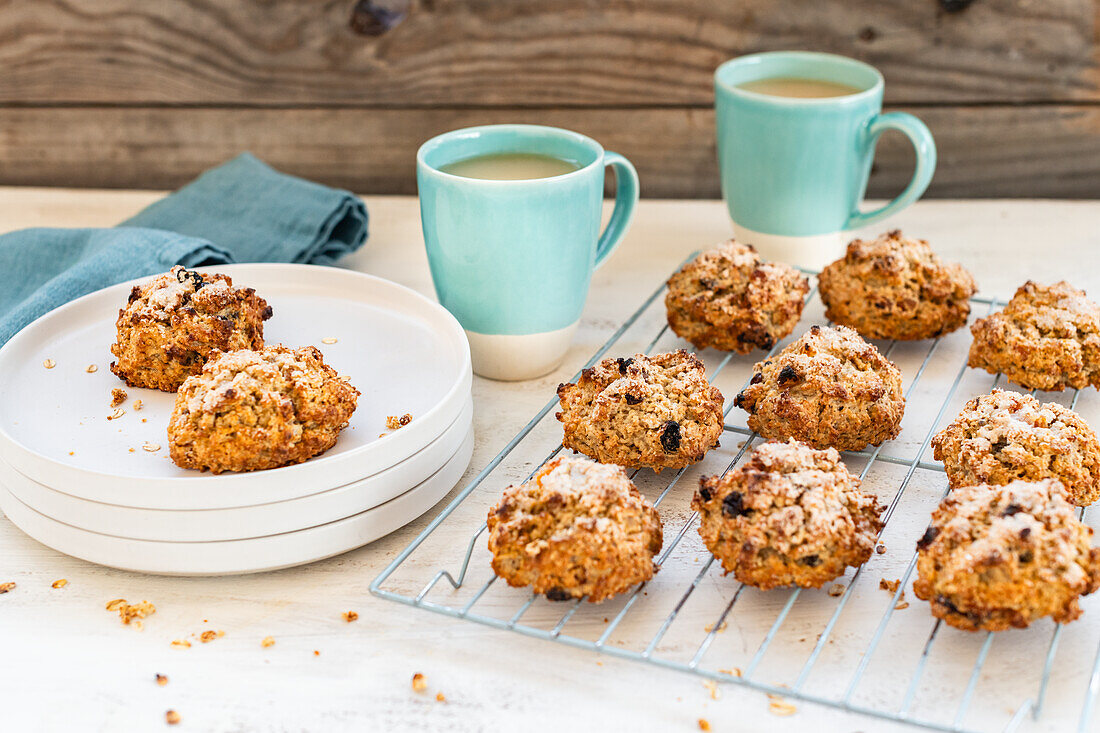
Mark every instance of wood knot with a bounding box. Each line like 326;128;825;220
349;0;407;35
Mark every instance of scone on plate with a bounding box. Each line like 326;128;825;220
734;325;905;451
555;350;724;471
932;389;1100;506
968;280;1100;391
913;479;1100;631
111;266;272;392
665;240;809;353
692;439;883;590
818;230;977;341
486;455;663;602
168;346;359;474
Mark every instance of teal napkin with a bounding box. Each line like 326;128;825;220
0;153;368;345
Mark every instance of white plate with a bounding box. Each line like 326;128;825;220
0;432;473;576
0;264;472;509
0;401;472;541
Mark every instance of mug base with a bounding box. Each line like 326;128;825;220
466;321;578;381
731;223;847;271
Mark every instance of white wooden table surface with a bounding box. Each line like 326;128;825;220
1;190;1099;733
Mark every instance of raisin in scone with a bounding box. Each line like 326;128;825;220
111;266;272;392
734;325;905;451
968;280;1100;391
665;240;809;353
913;479;1100;631
556;350;724;471
168;346;359;473
932;389;1100;506
487;455;663;602
818;230;977;341
692;440;883;589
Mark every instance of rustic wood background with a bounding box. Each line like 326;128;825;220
0;0;1098;198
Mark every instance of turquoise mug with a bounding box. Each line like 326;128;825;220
715;51;936;268
417;124;639;380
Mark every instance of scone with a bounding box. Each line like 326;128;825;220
968;280;1100;391
665;240;809;352
486;455;663;602
111;266;272;392
913;479;1100;631
818;230;977;340
734;325;905;451
692;439;884;590
932;389;1100;506
168;346;359;473
556;350;724;471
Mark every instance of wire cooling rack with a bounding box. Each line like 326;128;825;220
371;259;1100;733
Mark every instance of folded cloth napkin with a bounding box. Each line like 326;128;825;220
0;153;368;345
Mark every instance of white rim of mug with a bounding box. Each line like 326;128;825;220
416;123;605;185
714;51;884;107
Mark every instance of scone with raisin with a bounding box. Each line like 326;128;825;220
932;389;1100;506
734;325;905;451
487;455;663;602
111;266;272;392
818;230;977;340
913;479;1100;631
665;240;809;352
968;280;1100;391
168;346;359;473
692;439;883;589
556;351;724;471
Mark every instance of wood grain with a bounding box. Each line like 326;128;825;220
2;105;1099;198
0;0;1096;106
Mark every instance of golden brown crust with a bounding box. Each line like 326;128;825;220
932;389;1100;506
692;440;883;589
555;350;724;471
110;266;272;392
818;230;977;341
486;456;663;602
665;240;809;353
734;326;905;451
167;345;359;473
968;280;1100;391
913;480;1100;632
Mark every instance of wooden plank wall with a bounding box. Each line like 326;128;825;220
0;0;1098;198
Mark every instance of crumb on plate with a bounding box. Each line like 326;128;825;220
386;413;413;430
111;388;128;407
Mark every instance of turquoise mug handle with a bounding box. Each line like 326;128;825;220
846;112;936;230
593;151;639;270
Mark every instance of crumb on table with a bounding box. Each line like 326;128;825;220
879;578;901;593
105;598;155;627
199;630;224;643
411;673;427;692
827;584;845;597
261;636;275;648
698;720;711;731
166;710;181;725
0;582;15;594
51;579;68;589
342;611;359;623
155;674;168;686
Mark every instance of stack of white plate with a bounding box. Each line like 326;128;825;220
0;265;473;575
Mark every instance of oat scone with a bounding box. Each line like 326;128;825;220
110;266;272;392
968;280;1100;391
932;389;1100;506
692;440;883;589
486;455;663;602
168;346;359;473
665;240;809;353
913;479;1100;631
555;350;724;471
818;230;977;341
734;326;905;451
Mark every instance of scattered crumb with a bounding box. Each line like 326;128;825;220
51;579;68;589
875;543;887;554
166;709;181;725
156;674;168;687
313;650;320;656
321;337;338;345
880;578;901;594
768;697;797;717
827;584;845;597
199;630;224;643
698;720;711;731
86;364;98;373
342;611;359;623
142;443;162;453
170;639;191;649
411;673;427;692
704;620;728;634
43;359;56;369
128;448;135;453
895;591;910;610
106;598;155;626
261;636;275;648
110;388;128;407
0;582;15;594
108;408;125;421
68;451;74;456
435;692;446;703
703;680;720;700
378;433;386;438
719;667;742;678
386;413;413;430
133;400;144;411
